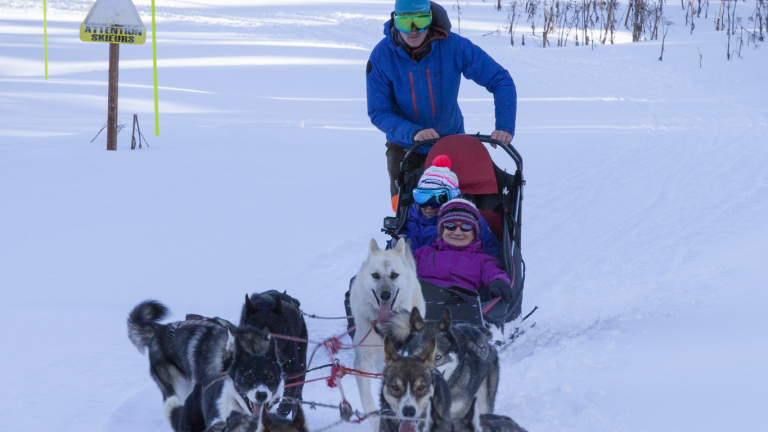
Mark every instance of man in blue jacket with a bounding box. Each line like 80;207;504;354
367;0;517;210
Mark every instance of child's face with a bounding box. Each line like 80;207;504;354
441;223;475;247
420;204;440;219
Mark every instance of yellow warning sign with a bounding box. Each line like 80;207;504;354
80;24;146;44
79;0;146;45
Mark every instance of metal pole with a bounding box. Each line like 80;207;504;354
107;42;119;151
43;0;48;79
151;0;159;136
131;114;137;150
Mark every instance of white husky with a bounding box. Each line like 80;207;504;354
350;238;426;431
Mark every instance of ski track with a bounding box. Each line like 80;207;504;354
1;0;768;431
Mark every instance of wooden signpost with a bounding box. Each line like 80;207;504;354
80;0;146;151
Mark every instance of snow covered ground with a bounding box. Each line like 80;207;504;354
1;1;767;431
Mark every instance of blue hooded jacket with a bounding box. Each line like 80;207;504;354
367;2;517;154
399;203;503;261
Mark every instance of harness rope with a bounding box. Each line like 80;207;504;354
265;319;389;427
301;311;353;320
273;321;383;391
278;396;426;425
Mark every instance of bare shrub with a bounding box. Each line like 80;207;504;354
507;0;523;45
542;0;556;47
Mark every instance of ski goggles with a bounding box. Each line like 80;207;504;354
412;188;460;206
394;12;433;33
443;222;474;232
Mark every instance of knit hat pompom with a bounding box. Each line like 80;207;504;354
432;155;452;169
437;196;481;239
417;154;459;190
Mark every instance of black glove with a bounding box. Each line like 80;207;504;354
487;279;513;302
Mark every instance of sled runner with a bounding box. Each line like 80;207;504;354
345;134;525;332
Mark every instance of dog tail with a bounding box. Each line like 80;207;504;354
128;300;170;354
383;309;412;343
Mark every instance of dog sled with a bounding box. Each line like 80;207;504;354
346;134;526;332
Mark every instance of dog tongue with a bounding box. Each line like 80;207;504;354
251;401;262;415
377;301;392;324
399;420;417;432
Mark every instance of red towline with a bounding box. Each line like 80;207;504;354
270;320;383;389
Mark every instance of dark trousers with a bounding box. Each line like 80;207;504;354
386;142;427;198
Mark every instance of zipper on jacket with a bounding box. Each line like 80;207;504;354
409;71;418;119
426;68;436;118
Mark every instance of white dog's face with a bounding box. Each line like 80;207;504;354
359;238;415;324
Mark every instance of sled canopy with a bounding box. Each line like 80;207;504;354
424;135;498;195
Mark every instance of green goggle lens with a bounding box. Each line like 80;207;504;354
394;12;433;33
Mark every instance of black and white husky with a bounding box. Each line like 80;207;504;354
170;338;286;432
240;290;307;417
403;308;499;418
127;300;270;417
379;337;451;432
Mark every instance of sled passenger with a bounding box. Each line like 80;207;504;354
413;197;516;307
398;155;502;261
367;0;517;211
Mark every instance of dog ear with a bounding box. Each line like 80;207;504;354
233;335;249;362
401;239;418;271
384;337;400;364
226;329;236;356
368;238;380;256
273;296;283;316
394;236;414;258
291;404;307;430
461;397;481;431
410;307;425;331
418;338;436;364
393;236;406;253
437;308;452;331
429;396;444;428
266;337;284;366
243;294;257;318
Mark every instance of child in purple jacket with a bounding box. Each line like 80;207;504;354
413;197;514;303
398;155;502;261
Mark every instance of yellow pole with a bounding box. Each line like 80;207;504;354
151;0;159;135
43;0;48;79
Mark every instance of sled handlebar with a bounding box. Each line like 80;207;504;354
404;134;523;174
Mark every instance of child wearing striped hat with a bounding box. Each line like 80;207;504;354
398;155;502;260
412;196;514;304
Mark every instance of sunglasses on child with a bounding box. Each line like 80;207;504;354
394;12;433;33
443;222;473;232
